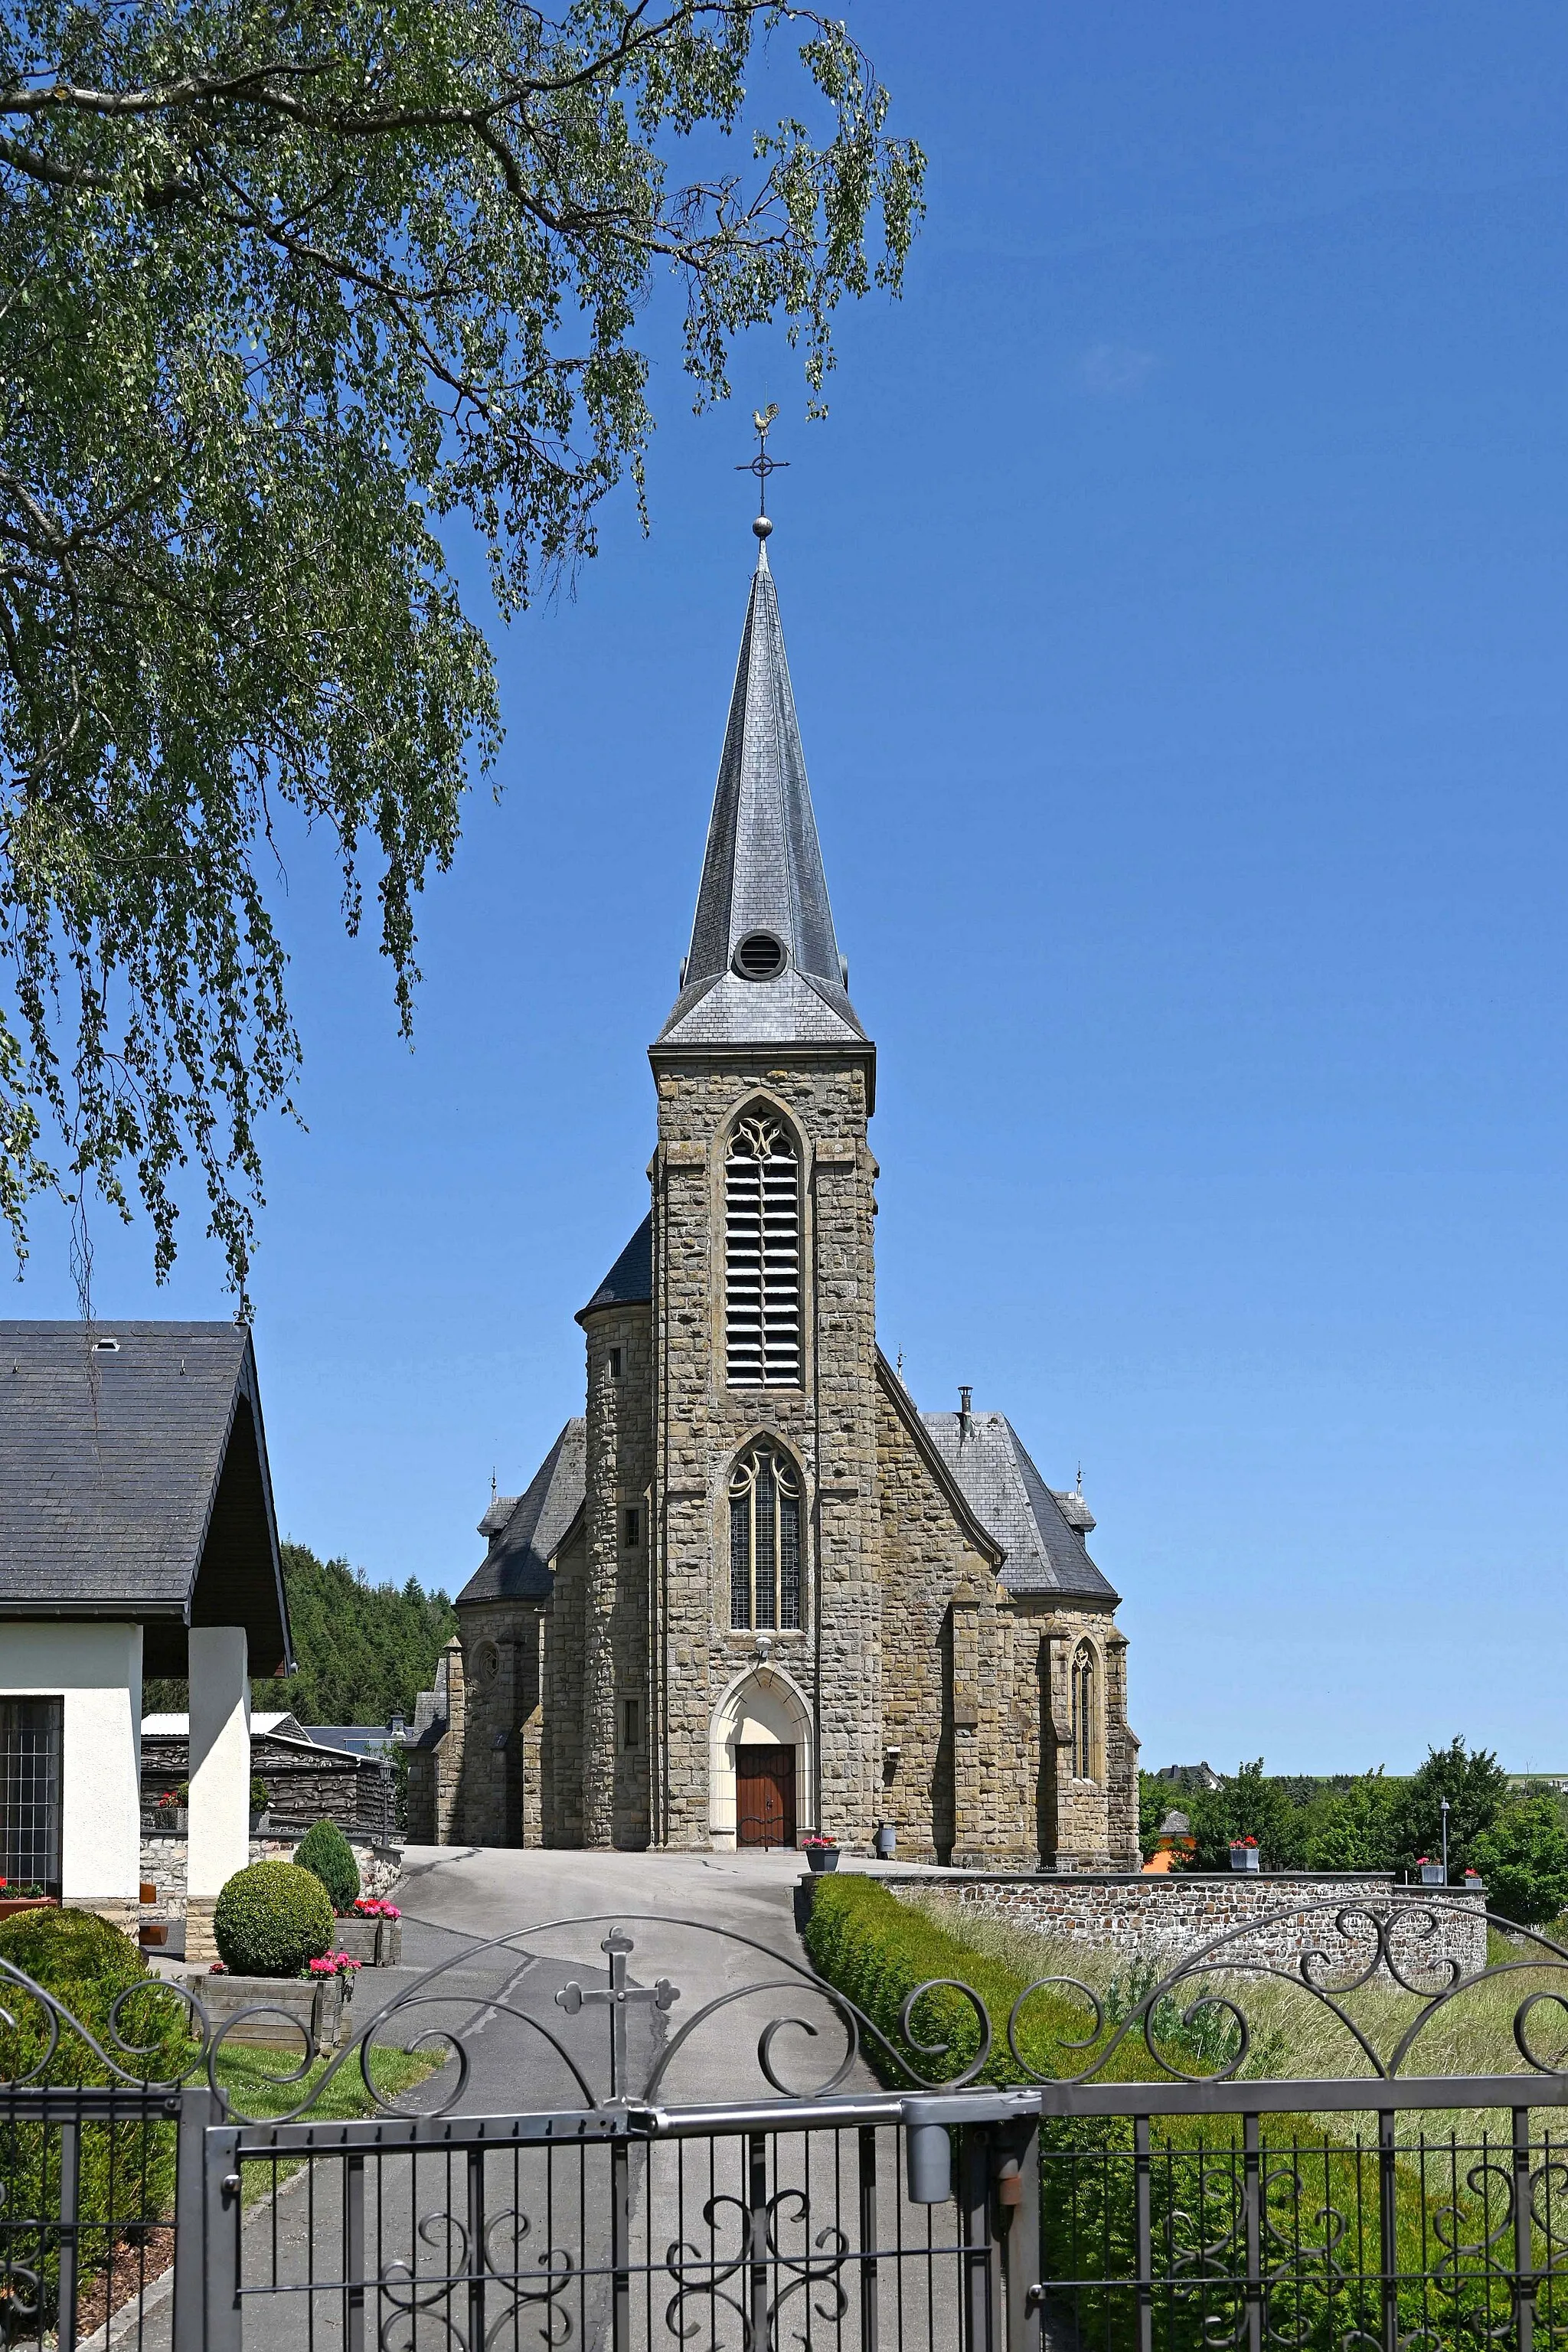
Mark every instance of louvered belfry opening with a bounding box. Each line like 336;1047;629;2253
725;1112;802;1387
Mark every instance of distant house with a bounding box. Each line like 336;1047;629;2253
141;1712;395;1841
0;1322;289;1957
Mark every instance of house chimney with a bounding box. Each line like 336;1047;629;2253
958;1386;972;1441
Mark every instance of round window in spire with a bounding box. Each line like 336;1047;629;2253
733;930;788;982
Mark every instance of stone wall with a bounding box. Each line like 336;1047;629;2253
881;1870;1489;1975
139;1828;402;1920
544;1520;586;1844
648;1055;881;1849
455;1599;547;1846
580;1296;654;1847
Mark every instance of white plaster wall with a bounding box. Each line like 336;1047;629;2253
188;1625;250;1899
0;1622;142;1896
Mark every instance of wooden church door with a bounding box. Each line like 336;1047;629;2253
735;1745;796;1847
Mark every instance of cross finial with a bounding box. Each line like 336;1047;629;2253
737;403;786;544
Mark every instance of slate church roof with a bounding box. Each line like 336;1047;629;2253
0;1320;291;1674
459;1418;586;1605
920;1408;1120;1604
656;543;870;1063
577;1214;652;1321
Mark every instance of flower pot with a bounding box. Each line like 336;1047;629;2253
805;1846;840;1874
0;1896;56;1921
873;1822;897;1860
336;1916;403;1966
1418;1863;1446;1886
191;1970;348;2049
1229;1846;1260;1873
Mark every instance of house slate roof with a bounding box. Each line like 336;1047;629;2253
456;1419;586;1606
0;1320;290;1673
656;544;871;1068
920;1409;1120;1605
577;1214;652;1321
142;1710;305;1740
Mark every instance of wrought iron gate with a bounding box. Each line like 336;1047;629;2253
4;1894;1568;2350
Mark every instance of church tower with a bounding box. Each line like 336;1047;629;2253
632;514;880;1851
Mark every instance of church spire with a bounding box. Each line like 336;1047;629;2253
656;513;867;1054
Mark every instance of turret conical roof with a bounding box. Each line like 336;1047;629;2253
656;543;867;1051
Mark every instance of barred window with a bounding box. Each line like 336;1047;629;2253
725;1113;801;1387
0;1697;62;1895
730;1446;802;1631
1070;1642;1098;1782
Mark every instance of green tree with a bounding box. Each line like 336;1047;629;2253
1184;1761;1297;1871
0;0;923;1302
1302;1773;1397;1872
1388;1737;1508;1882
1470;1795;1568;1929
145;1541;456;1720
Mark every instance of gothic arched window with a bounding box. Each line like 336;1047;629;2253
725;1112;801;1387
730;1445;802;1631
1070;1641;1098;1782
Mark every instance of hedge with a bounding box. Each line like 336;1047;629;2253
293;1818;361;1913
0;1909;191;2324
214;1860;334;1976
802;1877;1509;2352
802;1873;1169;2089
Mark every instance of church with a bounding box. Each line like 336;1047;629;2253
407;508;1140;1868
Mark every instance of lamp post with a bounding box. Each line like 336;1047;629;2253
1440;1796;1450;1883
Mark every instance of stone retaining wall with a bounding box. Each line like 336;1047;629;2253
880;1870;1489;1976
140;1829;402;1920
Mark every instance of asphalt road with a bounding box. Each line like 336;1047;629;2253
97;1852;979;2352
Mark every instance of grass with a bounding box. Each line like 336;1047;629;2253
214;2040;448;2124
899;1889;1568;2127
808;1882;1568;2352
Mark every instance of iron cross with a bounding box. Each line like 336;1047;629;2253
556;1927;678;2101
737;403;788;520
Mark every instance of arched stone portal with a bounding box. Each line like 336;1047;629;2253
708;1664;813;1851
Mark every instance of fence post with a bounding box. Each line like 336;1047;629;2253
746;2131;769;2352
1243;2112;1263;2352
172;2087;219;2352
1513;2107;1537;2352
1378;2109;1399;2352
960;2124;999;2351
56;2116;80;2352
1134;2112;1153;2352
998;2118;1040;2352
345;2148;367;2352
858;2126;880;2350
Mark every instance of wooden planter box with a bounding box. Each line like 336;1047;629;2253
335;1916;402;1966
0;1896;57;1922
191;1970;350;2049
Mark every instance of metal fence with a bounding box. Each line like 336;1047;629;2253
2;1894;1568;2350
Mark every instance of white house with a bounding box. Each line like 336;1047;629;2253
0;1321;290;1960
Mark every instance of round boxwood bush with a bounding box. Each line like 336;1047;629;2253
0;1906;191;2084
0;1910;189;2321
214;1860;334;1976
293;1818;361;1914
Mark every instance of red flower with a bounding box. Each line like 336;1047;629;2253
1232;1836;1258;1849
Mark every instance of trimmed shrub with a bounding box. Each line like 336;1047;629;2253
214;1860;334;1976
293;1819;361;1914
0;1909;189;2322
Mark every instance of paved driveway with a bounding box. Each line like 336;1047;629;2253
378;1843;873;2109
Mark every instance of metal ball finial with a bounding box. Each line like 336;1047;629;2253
753;513;773;541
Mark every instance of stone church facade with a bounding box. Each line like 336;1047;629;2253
408;522;1139;1867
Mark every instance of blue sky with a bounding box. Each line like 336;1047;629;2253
15;3;1568;1772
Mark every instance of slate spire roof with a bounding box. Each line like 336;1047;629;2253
657;541;869;1054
